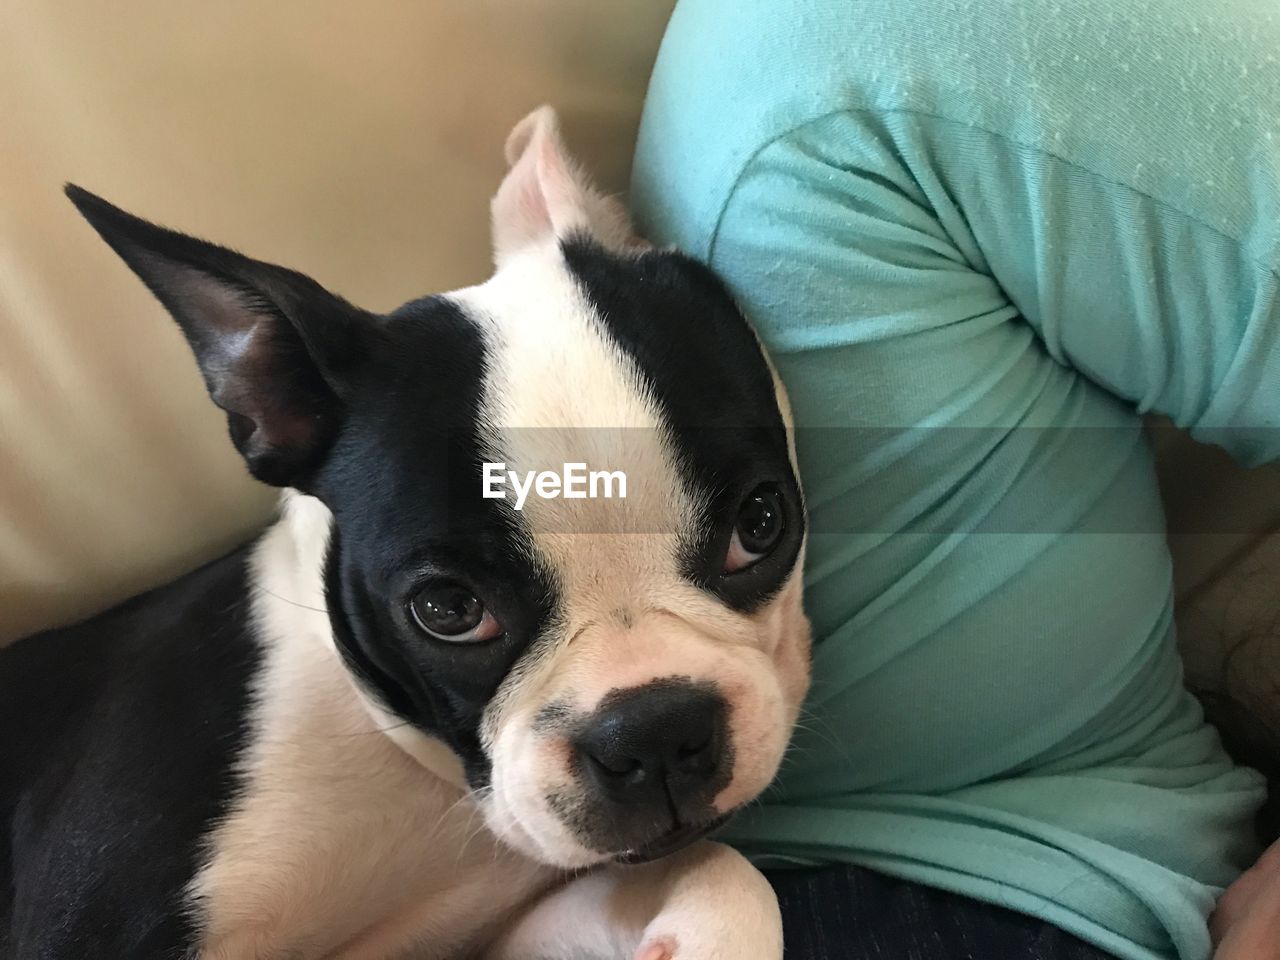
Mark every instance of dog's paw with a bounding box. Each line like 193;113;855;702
635;904;781;960
633;937;676;960
628;843;783;960
633;928;781;960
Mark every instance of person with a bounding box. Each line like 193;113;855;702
629;1;1280;958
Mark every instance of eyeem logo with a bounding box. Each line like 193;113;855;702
482;462;627;511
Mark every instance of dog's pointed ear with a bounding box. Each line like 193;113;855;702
490;106;644;265
65;184;369;489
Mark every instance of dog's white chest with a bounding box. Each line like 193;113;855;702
195;779;547;960
189;555;554;960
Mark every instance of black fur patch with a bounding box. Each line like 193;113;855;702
65;184;371;490
0;549;261;958
63;188;564;797
315;295;559;788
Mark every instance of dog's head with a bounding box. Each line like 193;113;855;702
68;107;811;868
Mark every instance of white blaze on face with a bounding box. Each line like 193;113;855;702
475;104;696;581
457;235;712;679
464;240;696;512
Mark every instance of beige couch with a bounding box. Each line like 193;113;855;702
2;0;1275;826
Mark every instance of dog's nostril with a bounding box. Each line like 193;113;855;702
678;731;712;757
587;753;645;780
674;727;719;774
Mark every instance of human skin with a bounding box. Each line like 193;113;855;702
1212;839;1280;959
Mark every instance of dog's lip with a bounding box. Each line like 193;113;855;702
614;812;733;865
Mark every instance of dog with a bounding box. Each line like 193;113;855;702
0;107;811;960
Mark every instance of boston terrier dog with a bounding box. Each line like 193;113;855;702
0;107;811;960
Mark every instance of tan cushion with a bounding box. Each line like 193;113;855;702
0;0;674;642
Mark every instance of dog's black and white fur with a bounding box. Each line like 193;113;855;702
0;108;811;960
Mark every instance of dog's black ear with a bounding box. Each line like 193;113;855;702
65;184;370;488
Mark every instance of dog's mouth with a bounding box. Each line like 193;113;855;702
614;812;733;865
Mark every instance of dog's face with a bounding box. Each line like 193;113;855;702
69;107;811;868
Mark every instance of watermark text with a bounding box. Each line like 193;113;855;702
482;462;627;510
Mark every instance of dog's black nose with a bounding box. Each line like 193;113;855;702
575;680;728;815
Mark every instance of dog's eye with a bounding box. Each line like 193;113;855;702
408;582;502;643
724;484;785;573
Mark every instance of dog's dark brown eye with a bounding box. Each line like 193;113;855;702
409;582;502;643
725;484;784;573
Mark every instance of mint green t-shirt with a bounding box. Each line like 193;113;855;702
630;2;1279;958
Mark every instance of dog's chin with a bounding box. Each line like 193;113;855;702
479;792;736;870
613;812;733;865
478;797;607;870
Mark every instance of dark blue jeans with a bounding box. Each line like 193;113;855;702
765;865;1118;960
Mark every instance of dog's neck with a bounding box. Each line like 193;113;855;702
248;490;470;790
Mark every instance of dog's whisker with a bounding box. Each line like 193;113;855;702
452;784;501;866
456;805;493;866
425;788;484;853
791;707;850;761
251;583;328;615
244;718;417;748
